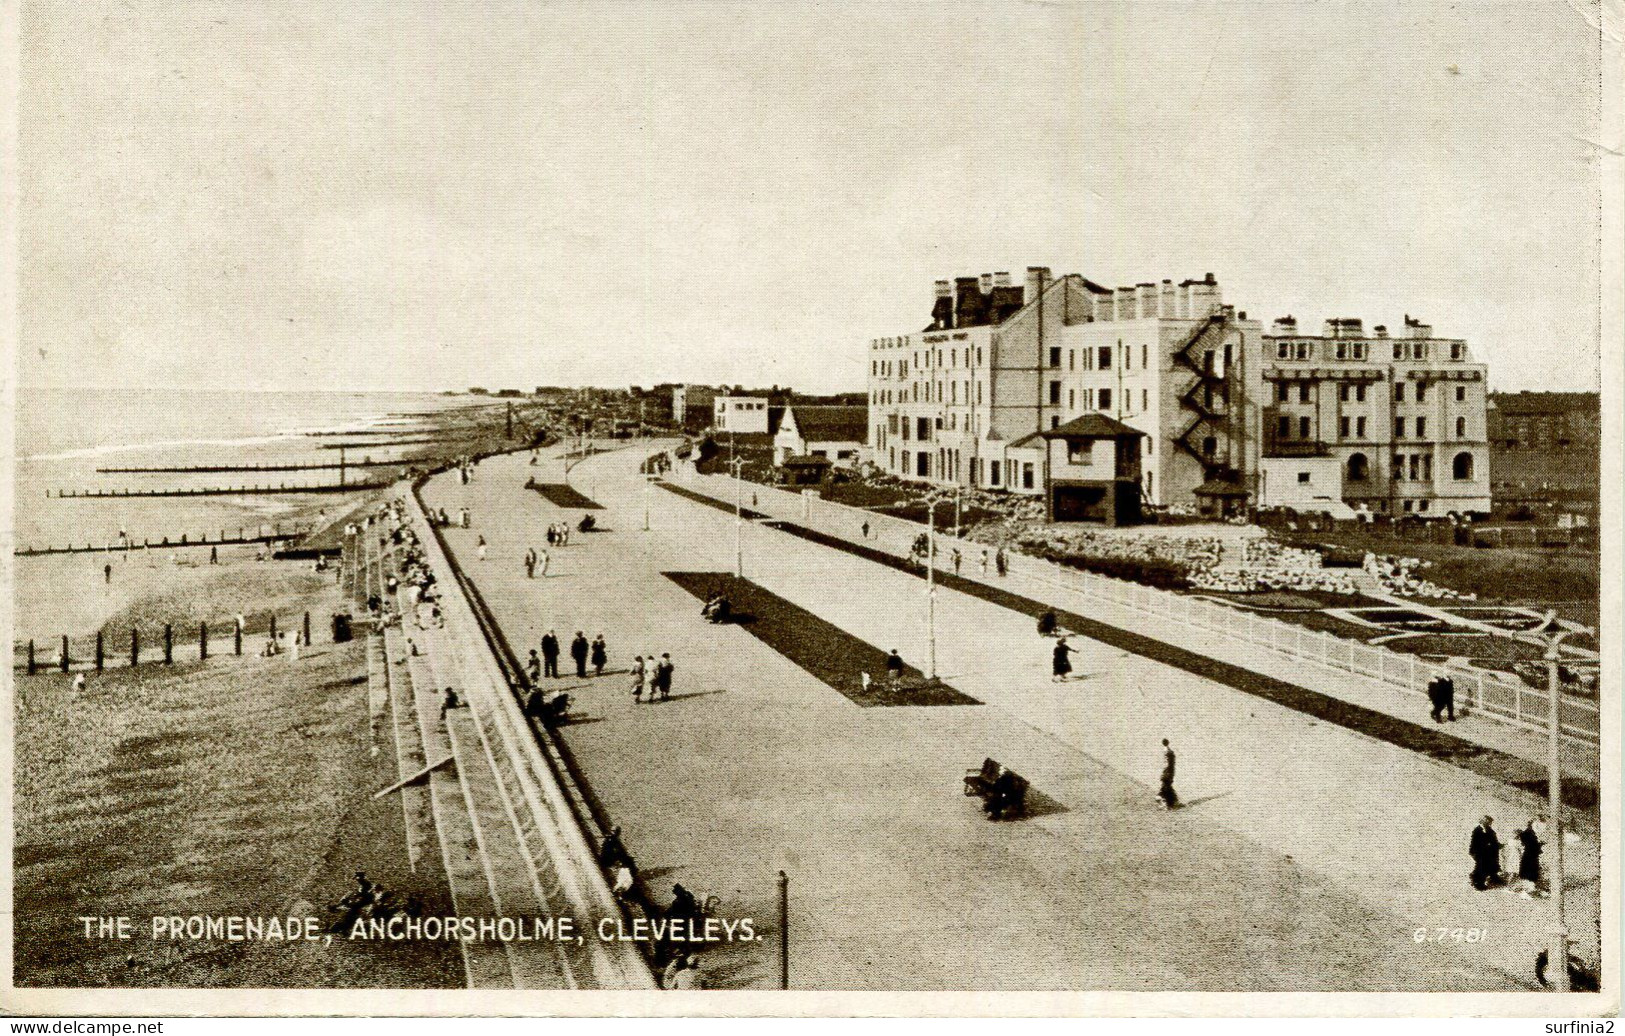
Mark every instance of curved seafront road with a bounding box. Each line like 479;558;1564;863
420;444;1600;992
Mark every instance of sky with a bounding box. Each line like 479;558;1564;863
16;0;1614;394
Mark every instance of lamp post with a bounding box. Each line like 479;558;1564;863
731;457;744;578
926;499;942;681
953;484;963;539
643;474;652;532
1531;611;1576;991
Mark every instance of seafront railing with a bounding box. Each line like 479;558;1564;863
682;467;1600;749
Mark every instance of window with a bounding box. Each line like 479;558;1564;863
1084;388;1094;409
1339;416;1351;439
1403;499;1414;513
1299;416;1311;438
1050;415;1060;429
1415;383;1427;403
1339;384;1350;402
1277;416;1291;438
1277;382;1291;403
1335;342;1348;359
1393;343;1403;360
1295;343;1309;360
1098;388;1112;410
990;461;1001;486
1142;389;1148;410
1394;382;1405;402
1415;417;1426;438
1348;453;1369;481
1023;463;1035;489
1409;455;1420;481
1146;437;1153;454
1068;389;1075;410
1394;417;1406;438
1298;383;1311;403
1455;416;1467;438
1068;442;1093;466
1297;471;1312;484
1357;416;1367;437
1418;499;1430;512
1068;350;1075;371
1202;436;1217;457
1356;384;1368;403
1392;453;1405;479
1451;342;1463;360
1049;380;1062;404
1098;347;1113;369
935;416;943;429
1049;347;1062;368
1453;452;1475;480
1421;455;1432;480
1354;343;1366;359
1142;344;1148;368
1276;342;1290;359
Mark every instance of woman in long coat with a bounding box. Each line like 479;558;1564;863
1051;638;1074;682
591;635;608;676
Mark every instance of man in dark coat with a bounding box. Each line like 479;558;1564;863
885;649;905;686
1517;818;1544;890
1157;739;1179;809
540;630;560;678
1469;816;1502;890
570;632;589;678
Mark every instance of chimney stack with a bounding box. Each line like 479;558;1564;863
993;271;1011;288
932;279;954;330
1024;266;1051;302
979;273;994;294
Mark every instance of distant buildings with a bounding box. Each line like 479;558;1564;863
866;268;1493;521
1487;391;1600;510
714;395;772;434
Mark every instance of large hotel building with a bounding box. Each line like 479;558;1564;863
866;268;1491;520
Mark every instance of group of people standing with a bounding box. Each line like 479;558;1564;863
1468;814;1549;896
628;653;676;703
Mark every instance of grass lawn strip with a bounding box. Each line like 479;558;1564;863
662;571;978;707
527;482;604;509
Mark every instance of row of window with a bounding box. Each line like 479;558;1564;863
1273;340;1467;361
1275;381;1472;404
1276;414;1473;441
1341;451;1476;483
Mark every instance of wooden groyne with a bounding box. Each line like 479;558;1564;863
303;428;433;437
97;459;412;474
16;523;314;556
49;480;392;498
320;439;440;450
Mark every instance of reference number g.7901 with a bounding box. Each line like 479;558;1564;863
1414;928;1488;943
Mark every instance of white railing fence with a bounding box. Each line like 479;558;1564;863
682;470;1599;748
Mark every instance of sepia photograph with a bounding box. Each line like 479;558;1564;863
4;0;1620;1019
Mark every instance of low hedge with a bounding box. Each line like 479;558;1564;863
1016;540;1192;590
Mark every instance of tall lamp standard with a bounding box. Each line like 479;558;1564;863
925;498;943;681
731;457;744;578
1530;611;1577;991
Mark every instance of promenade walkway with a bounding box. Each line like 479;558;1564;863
423;446;1601;992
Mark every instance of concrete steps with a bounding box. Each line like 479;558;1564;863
382;625;434;872
405;644;515;989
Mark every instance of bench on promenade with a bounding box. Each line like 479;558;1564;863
963;758;1028;821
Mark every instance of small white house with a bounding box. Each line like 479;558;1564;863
773;406;868;467
714;395;770;434
1258;456;1353;517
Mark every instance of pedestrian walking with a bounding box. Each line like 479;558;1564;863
630;655;646;702
539;548;551;577
652;653;674;701
541;630;560;678
995;548;1008;576
477;535;487;562
1469;816;1502;890
210;545;219;565
526;649;542;685
952;548;962;574
104;562;112;584
1157;739;1180;809
590;634;608;676
1517;817;1545;895
1051;638;1074;682
546;525;557;547
861;520;870;539
979;550;989;575
571;632;589;678
460;508;470;529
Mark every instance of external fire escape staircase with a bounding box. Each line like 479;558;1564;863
1172;312;1239;484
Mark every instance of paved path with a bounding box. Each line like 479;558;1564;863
423;446;1600;991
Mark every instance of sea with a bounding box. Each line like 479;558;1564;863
11;388;473;640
